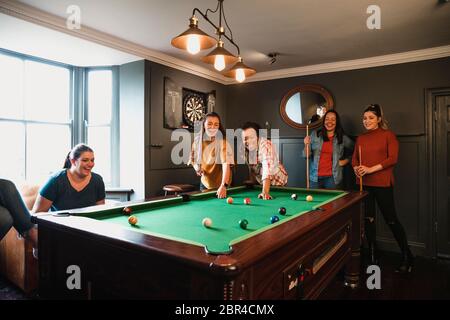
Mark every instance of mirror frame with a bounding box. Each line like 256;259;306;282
279;84;334;130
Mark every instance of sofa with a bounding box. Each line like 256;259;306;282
0;183;39;294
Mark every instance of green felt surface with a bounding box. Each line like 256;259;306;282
92;187;347;254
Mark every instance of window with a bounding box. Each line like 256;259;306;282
0;50;119;187
0;53;71;184
86;69;118;186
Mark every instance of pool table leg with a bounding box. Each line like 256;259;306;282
344;202;364;288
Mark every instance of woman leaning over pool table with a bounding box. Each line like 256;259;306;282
189;112;233;199
241;121;288;200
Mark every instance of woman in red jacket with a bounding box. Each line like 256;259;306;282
352;104;413;273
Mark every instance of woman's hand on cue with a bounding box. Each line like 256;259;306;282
356;165;373;176
258;192;273;200
216;185;227;199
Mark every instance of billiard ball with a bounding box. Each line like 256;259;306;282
122;206;132;215
128;215;138;226
270;215;280;224
278;207;287;215
291;194;297;200
243;198;251;205
202;217;213;228
239;219;248;229
227;197;234;204
306;195;314;202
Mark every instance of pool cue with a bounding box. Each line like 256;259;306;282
359;145;363;192
306;125;310;189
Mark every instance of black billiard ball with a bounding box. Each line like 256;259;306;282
291;194;297;200
278;207;287;215
239;219;248;229
123;207;132;215
270;215;280;224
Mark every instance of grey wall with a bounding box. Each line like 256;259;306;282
226;57;450;136
119;60;146;200
145;61;228;197
226;57;450;257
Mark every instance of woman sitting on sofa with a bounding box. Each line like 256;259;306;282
0;179;38;248
33;143;106;212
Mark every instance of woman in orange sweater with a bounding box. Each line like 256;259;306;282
352;104;413;273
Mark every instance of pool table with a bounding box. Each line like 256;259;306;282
33;185;367;299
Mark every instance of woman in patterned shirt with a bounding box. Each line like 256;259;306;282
241;122;288;200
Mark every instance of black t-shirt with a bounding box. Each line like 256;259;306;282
40;169;105;211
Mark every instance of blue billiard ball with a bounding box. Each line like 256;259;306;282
270;215;280;224
278;207;287;215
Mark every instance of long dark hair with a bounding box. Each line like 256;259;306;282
318;110;344;144
203;112;226;137
364;103;389;129
63;144;94;169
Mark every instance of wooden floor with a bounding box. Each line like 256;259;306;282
1;251;449;300
319;251;450;300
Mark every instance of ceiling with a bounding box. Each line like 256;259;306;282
0;13;140;66
2;0;450;80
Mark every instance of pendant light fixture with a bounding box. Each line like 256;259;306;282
171;0;255;82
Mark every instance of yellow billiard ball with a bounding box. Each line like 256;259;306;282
306;195;313;202
128;215;138;225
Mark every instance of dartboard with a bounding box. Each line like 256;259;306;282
183;93;206;127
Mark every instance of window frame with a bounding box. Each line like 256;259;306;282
0;48;120;186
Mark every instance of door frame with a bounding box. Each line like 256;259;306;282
425;87;450;258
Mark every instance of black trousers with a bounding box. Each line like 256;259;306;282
364;186;411;254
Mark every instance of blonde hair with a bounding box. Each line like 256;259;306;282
364;104;388;129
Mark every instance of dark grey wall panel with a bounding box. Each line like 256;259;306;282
371;136;427;255
280;139;305;188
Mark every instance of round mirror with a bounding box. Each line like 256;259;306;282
280;84;334;130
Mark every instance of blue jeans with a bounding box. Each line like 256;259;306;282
199;182;208;191
0;179;34;240
310;176;341;189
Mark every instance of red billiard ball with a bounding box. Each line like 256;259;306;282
123;207;132;215
128;215;138;225
243;198;251;205
227;197;234;204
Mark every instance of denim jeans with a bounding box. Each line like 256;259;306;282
310;176;341;189
199;182;208;191
0;179;34;240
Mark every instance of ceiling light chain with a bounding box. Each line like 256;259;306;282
171;0;255;82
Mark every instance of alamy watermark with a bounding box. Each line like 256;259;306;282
66;5;81;30
367;5;381;30
170;123;280;166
